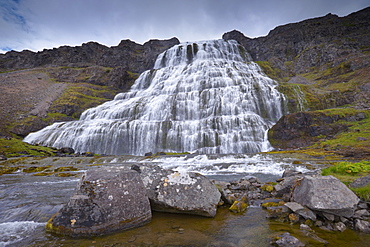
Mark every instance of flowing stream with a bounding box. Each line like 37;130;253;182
24;40;285;156
1;155;369;246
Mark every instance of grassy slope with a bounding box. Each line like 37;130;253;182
0;66;133;158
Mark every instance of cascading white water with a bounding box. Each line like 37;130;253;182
24;39;286;155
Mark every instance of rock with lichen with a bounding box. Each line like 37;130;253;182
46;167;151;236
134;164;221;217
152;170;221;217
292;175;360;218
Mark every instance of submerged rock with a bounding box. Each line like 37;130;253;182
284;202;317;221
292;175;360;218
272;232;305;247
46;168;151;236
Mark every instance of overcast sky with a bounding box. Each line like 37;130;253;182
1;0;369;54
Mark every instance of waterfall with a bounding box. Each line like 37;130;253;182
24;39;286;155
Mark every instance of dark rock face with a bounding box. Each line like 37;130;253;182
0;38;180;74
46;168;151;236
223;7;370;74
292;175;359;218
268;111;365;149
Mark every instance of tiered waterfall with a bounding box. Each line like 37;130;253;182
24;40;286;155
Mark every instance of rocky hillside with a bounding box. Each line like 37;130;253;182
223;7;370;157
0;7;369;158
0;38;179;138
223;7;370;111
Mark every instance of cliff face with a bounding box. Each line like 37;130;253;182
223;7;370;75
0;38;180;74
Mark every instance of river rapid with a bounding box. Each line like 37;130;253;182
1;154;369;246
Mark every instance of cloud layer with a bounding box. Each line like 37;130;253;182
1;0;369;53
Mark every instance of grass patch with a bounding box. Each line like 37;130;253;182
322;161;370;177
49;83;117;118
351;184;370;201
0;138;56;158
312;111;370;150
321;161;370;201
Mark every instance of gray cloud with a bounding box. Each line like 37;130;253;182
1;0;369;53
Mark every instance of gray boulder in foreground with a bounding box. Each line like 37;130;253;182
138;165;221;217
46;168;151;236
292;175;360;218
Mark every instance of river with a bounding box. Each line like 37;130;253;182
1;154;369;246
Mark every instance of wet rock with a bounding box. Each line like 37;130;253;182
300;224;312;231
282;169;302;178
273;176;302;199
46;168;151;236
292;175;360;217
353;209;370;219
301;230;329;244
333;222;347;232
59;147;75;154
214;177;266;206
272;232;305;247
0;155;7;161
264;205;290;220
354;219;370;233
321;212;335;222
284;202;317;221
229;196;249;213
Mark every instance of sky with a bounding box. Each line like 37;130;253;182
1;0;369;54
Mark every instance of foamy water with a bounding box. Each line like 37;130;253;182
0;221;44;247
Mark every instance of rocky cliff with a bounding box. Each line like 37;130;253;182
223;7;370;76
0;38;180;74
223;7;370;111
0;38;179;138
223;7;370;155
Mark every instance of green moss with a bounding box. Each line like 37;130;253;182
0;137;56;158
261;202;279;208
322;161;370;177
56;172;77;177
321;161;370;201
351;184;370;201
312;111;370;150
255;61;286;81
0;166;19;175
261;184;274;192
54;166;78;172
23;165;52;173
229;200;248;213
49;83;118;118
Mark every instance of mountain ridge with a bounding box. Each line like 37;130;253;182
0;7;369;157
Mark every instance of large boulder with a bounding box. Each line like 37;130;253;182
46;167;151;236
292;175;360;218
137;164;221;217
